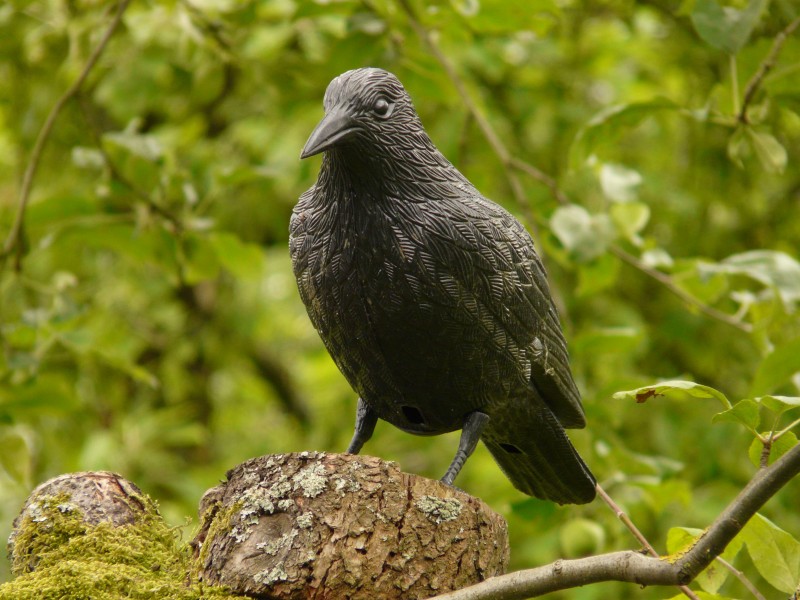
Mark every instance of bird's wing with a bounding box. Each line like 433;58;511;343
393;189;586;429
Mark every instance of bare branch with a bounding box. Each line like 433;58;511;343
0;0;133;270
432;443;800;599
739;16;800;123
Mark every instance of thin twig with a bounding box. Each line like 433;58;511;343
739;16;800;123
611;246;753;333
396;0;537;234
431;444;800;599
77;95;182;232
508;158;570;206
0;0;133;270
596;483;701;600
715;556;767;600
398;0;754;336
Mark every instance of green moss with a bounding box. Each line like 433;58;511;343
1;493;245;600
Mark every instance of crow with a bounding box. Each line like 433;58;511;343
290;68;595;504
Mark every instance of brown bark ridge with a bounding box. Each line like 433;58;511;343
192;452;510;599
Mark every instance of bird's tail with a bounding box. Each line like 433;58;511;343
482;405;596;504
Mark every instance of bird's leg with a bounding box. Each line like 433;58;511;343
441;411;490;486
346;398;378;454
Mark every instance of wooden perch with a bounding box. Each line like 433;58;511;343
4;454;509;599
192;452;510;599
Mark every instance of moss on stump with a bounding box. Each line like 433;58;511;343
3;456;509;600
3;471;244;600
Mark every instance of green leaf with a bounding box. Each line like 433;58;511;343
572;327;643;357
209;232;266;281
576;253;620;297
449;0;559;34
746;128;788;174
0;376;80;418
599;163;643;202
667;525;744;594
709;250;800;306
71;146;105;170
613;380;731;409
550;205;615;262
712;399;760;431
751;337;800;396
758;395;800;415
0;426;33;486
748;431;798;468
727;126;747;169
610;202;650;243
104;129;164;162
742;513;800;593
182;233;221;285
690;0;767;54
570;98;678;168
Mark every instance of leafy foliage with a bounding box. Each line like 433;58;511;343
1;0;799;598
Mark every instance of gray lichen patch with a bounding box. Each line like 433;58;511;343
333;474;361;495
256;529;297;556
296;513;313;529
415;495;463;524
253;564;288;585
292;462;328;498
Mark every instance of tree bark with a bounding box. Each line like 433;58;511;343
192;452;510;599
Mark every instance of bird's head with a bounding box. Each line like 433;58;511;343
300;68;425;161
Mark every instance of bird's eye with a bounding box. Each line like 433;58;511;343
372;97;392;118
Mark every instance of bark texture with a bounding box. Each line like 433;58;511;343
192;452;510;599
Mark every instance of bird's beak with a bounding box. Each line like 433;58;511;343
300;108;359;159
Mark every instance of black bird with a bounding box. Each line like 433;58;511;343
290;68;595;504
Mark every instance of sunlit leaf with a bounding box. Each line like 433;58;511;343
742;513;800;593
610;202;650;244
550;205;615;262
757;395;800;415
613;380;731;409
599;163;642;203
712;399;760;431
705;250;800;306
666;526;743;593
746;128;788;174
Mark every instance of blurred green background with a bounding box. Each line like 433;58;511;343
1;0;799;598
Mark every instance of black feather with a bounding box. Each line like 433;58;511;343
290;68;595;504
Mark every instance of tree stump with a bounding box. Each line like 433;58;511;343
7;471;151;575
192;452;510;599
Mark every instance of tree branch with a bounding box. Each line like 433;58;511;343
596;483;701;600
0;0;132;271
611;246;753;334
433;443;800;599
739;16;800;123
396;0;754;336
396;0;536;234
